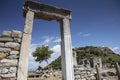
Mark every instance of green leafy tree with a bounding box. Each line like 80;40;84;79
32;45;54;68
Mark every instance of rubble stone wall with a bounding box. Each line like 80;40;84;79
28;70;62;79
74;65;96;80
0;30;22;79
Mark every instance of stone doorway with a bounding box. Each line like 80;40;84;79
28;19;60;71
17;1;74;80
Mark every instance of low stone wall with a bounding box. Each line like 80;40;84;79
0;30;22;79
74;65;96;80
28;70;62;79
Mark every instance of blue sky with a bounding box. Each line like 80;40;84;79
0;0;120;71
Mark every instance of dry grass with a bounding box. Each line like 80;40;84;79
43;77;61;80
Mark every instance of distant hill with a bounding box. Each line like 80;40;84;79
76;46;120;63
44;46;120;70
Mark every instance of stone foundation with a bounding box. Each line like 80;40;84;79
0;30;22;79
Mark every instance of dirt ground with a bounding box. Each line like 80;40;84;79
27;76;61;80
43;77;61;80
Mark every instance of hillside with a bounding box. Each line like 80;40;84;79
45;46;120;70
76;46;120;63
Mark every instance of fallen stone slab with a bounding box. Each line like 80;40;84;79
2;31;11;37
12;30;22;38
0;37;13;42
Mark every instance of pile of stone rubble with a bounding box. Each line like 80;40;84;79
28;70;62;79
0;30;22;79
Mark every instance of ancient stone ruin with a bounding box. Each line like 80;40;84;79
73;49;119;80
78;58;102;68
73;53;97;80
0;30;22;79
90;58;102;68
0;0;120;80
0;0;74;80
16;1;74;80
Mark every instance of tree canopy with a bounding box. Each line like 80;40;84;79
32;45;53;64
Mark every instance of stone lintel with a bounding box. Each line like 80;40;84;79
23;1;72;21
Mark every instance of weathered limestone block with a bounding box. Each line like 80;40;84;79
74;71;81;75
0;42;4;47
0;59;18;67
2;31;11;37
5;42;20;50
9;67;17;73
10;51;19;55
90;76;96;79
23;10;34;34
0;48;11;53
0;37;13;42
41;73;50;78
12;30;22;38
0;52;7;59
0;73;16;78
0;67;17;74
14;38;21;43
53;71;62;77
7;54;19;59
17;33;32;80
75;65;83;68
75;75;80;79
0;68;9;74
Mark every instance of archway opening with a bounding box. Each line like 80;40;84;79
28;19;61;78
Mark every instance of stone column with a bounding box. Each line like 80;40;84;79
115;62;120;80
17;10;34;80
96;65;101;80
73;49;77;65
60;18;74;80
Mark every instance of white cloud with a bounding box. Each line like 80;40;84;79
77;32;92;37
77;32;83;36
53;38;61;43
42;36;61;44
83;33;91;37
51;44;61;53
110;47;120;54
42;36;54;45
